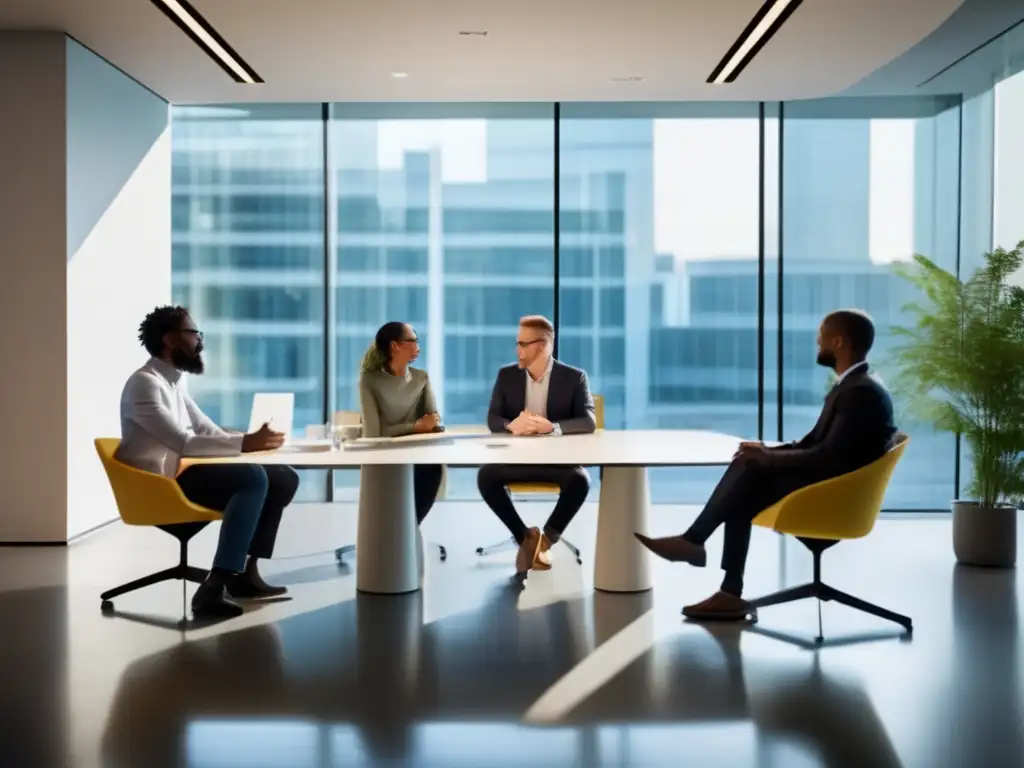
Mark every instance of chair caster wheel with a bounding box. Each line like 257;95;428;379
576;558;583;565
475;547;485;555
101;600;114;614
439;546;448;562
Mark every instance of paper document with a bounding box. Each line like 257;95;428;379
248;392;295;440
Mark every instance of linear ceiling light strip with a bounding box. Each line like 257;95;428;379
149;0;263;84
708;0;805;84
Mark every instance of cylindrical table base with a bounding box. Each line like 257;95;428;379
594;466;653;592
356;464;420;594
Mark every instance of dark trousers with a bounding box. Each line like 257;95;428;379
684;458;815;597
177;464;299;572
477;464;591;543
414;464;444;524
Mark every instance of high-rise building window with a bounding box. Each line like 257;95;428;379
171;104;327;501
781;97;961;509
167;98;975;512
329;105;555;499
559;104;765;502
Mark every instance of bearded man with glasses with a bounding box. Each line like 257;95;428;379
116;305;298;619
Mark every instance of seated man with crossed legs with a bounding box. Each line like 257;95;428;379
636;310;896;620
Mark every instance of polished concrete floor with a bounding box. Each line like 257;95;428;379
1;501;1021;768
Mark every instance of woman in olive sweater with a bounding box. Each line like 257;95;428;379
358;322;444;523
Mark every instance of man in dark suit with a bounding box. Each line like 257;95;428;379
636;309;896;620
478;315;597;575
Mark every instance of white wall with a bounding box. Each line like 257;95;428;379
0;33;169;542
65;39;171;539
0;33;71;542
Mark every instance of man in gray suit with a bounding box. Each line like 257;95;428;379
478;315;597;575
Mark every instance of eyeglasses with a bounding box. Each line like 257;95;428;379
398;337;419;344
180;329;204;340
516;339;544;349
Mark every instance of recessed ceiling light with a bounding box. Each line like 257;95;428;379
610;76;645;83
391;72;409;79
148;0;262;84
707;0;805;84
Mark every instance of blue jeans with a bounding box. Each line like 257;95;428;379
177;464;273;573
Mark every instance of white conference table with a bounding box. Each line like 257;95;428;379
193;430;742;595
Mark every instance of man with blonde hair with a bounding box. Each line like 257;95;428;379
478;315;597;576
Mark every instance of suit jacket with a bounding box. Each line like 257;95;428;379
766;365;896;479
486;360;597;435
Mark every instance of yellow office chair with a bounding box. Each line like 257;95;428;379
475;394;605;565
94;438;221;611
747;433;912;638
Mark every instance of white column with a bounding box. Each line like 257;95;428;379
0;33;170;542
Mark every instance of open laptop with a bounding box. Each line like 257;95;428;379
248;393;295;442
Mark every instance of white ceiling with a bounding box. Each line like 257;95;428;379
0;0;966;103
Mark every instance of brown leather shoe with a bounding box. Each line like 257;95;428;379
516;528;542;574
533;534;553;570
634;533;707;567
682;591;756;622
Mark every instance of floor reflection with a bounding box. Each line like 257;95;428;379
100;579;904;768
12;512;1013;768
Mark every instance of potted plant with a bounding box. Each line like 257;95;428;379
889;242;1024;567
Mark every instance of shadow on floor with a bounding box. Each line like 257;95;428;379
96;575;919;767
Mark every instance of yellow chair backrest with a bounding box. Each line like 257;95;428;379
94;438;221;527
438;395;605;497
593;394;605;430
752;433;909;540
508;394;606;495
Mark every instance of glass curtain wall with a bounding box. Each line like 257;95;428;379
558;103;769;503
780;97;962;510
329;104;555;499
170;97;976;511
171;104;328;500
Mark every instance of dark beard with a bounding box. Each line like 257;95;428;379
816;351;837;370
171;347;204;374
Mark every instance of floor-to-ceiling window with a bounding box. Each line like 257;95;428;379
558;103;769;503
168;97;978;512
780;97;962;509
171;104;327;500
328;104;555;499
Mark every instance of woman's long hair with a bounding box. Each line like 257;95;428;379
360;321;407;374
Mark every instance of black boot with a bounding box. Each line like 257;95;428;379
192;569;244;619
226;557;288;599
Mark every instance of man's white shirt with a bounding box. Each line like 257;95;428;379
117;357;242;477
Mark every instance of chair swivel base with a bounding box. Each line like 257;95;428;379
475;535;583;565
100;563;208;611
748;580;913;636
99;522;210;612
335;543;447;563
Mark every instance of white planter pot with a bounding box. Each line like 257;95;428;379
952;501;1017;567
